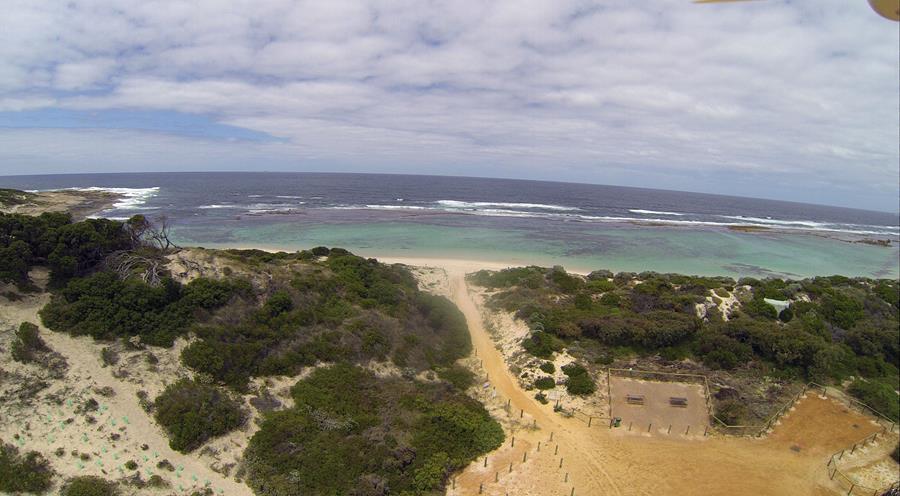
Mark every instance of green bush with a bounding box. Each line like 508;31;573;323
437;365;475;390
539;361;555;373
847;379;899;422
153;379;246;452
0;442;54;494
183;255;471;390
523;331;563;358
11;322;47;363
60;476;119;496
244;364;503;496
565;374;596;396
40;273;245;346
0;212;131;285
743;297;777;319
534;376;556;390
561;362;587;377
473;267;899;387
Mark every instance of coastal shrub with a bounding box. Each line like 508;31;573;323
184;258;470;390
244;364;503;496
535;392;549;404
470;266;899;392
742;297;777;319
778;307;794;322
60;476;119;496
820;291;865;329
539;361;555;373
847;379;899;422
437;364;475;390
534;376;556;390
561;362;588;378
566;373;596;396
562;363;596;395
523;331;563;358
0;442;54;494
11;322;47;363
153;379;246;452
40;273;245;346
468;267;545;289
0;212;131;285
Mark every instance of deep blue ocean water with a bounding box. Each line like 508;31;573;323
2;172;898;278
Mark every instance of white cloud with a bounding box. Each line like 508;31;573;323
0;0;897;210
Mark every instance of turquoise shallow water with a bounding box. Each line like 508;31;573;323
174;221;900;279
4;171;895;279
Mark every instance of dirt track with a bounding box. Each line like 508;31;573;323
446;270;889;496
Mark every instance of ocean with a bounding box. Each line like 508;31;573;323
2;172;898;279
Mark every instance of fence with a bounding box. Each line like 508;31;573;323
827;430;899;496
709;382;812;437
464;355;582;496
607;367;715;422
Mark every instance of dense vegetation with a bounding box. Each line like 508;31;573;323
182;250;471;390
11;321;48;363
153;379;247;452
0;442;54;494
244;364;503;496
0;212;131;286
60;476;119;496
40;272;248;346
470;266;900;421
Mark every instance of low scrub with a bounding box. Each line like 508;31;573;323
41;272;247;346
153;379;246;452
244;363;503;495
11;322;48;363
0;442;54;494
60;476;119;496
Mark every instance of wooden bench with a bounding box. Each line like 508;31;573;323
626;394;645;405
669;397;688;407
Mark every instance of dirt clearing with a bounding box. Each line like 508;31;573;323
609;376;709;437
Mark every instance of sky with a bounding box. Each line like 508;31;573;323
0;0;898;212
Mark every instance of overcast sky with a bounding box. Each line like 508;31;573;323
0;0;898;212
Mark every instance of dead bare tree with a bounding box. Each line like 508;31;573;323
146;215;178;252
106;251;165;286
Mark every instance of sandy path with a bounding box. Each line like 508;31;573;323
0;294;252;495
447;271;624;496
